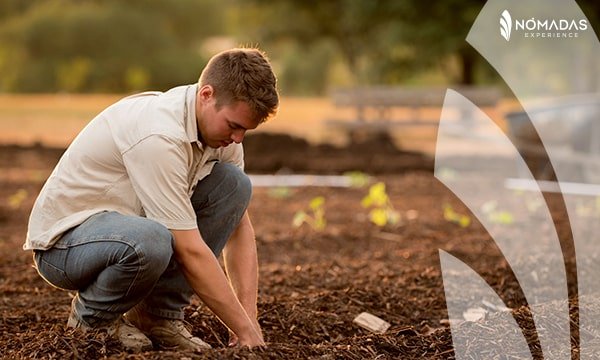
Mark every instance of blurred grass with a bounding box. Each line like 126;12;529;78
0;94;121;147
0;94;342;148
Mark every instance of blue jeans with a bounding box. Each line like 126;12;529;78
34;163;252;327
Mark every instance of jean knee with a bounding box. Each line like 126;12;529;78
219;163;252;205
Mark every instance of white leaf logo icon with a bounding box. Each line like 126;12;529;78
500;10;512;41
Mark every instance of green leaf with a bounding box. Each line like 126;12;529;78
480;200;497;214
343;171;370;188
369;182;388;207
525;198;543;213
362;182;390;209
292;211;307;228
361;195;373;208
8;189;27;209
370;208;388;226
387;209;401;225
443;204;470;228
315;217;326;231
309;196;325;210
489;211;514;225
443;204;457;222
268;187;292;199
437;167;457;181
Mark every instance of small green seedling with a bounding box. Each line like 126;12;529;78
437;167;459;181
8;189;28;209
443;204;471;228
514;190;546;214
575;196;600;218
293;196;326;231
480;200;514;225
343;171;370;188
268;186;292;199
525;198;544;213
361;182;400;227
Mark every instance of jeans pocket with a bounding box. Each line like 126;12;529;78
36;253;78;290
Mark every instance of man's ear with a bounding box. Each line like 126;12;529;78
198;85;214;102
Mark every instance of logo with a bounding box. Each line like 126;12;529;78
499;9;588;40
500;10;512;41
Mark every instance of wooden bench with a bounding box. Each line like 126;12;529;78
325;86;502;141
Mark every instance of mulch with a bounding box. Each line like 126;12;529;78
0;135;581;359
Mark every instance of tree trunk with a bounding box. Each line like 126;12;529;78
459;46;476;85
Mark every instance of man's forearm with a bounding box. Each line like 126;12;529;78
171;228;263;346
223;212;259;318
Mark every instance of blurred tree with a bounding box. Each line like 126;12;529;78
235;0;406;87
578;0;600;38
0;0;597;94
0;0;223;92
271;40;336;95
251;0;599;90
56;57;93;92
390;0;488;85
0;0;44;21
235;0;498;89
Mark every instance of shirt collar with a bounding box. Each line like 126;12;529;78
184;84;203;148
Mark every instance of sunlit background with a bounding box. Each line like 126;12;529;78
0;0;598;152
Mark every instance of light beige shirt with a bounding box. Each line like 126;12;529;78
25;84;244;250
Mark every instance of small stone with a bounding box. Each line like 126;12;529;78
353;312;390;334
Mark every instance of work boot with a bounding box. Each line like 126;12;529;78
67;311;153;352
125;306;211;351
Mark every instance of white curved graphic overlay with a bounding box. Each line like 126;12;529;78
440;250;532;359
435;89;570;359
467;0;600;357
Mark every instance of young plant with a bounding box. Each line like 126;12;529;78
343;171;370;188
480;200;514;225
361;182;400;227
293;196;326;231
8;189;28;209
575;196;600;218
267;186;292;199
443;203;471;228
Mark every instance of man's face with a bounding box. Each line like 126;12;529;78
196;86;259;149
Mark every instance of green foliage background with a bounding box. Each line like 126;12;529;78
0;0;221;93
0;0;597;94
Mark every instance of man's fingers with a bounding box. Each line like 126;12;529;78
228;332;239;347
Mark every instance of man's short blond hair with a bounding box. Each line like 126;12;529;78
199;48;279;123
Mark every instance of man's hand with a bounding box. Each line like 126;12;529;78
229;319;262;347
171;228;264;347
228;331;239;347
223;212;264;347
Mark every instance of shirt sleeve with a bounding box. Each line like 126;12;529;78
122;135;197;230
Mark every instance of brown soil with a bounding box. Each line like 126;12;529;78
0;134;577;359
